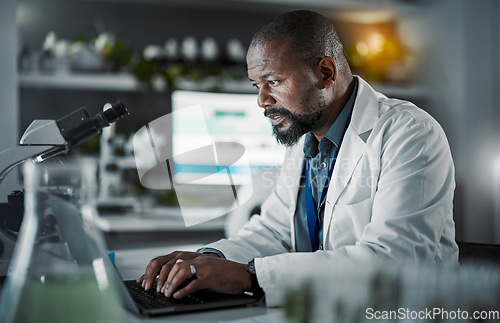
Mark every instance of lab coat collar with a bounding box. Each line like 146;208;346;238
350;76;381;138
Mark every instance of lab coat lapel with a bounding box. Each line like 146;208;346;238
322;77;380;246
323;127;365;232
287;137;305;251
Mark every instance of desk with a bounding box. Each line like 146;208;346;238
113;245;285;323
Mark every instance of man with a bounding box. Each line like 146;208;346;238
137;10;458;305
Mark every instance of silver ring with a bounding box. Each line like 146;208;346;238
189;264;197;277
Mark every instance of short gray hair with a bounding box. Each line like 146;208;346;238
250;10;351;75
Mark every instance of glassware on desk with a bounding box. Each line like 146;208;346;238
0;158;124;323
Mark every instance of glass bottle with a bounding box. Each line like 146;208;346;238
0;158;124;323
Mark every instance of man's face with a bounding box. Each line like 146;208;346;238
247;40;328;147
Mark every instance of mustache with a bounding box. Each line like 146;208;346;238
264;107;294;118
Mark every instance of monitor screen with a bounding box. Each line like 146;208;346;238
171;90;285;186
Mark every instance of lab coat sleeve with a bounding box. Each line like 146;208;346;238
354;107;457;263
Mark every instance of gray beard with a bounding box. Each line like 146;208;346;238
266;107;323;147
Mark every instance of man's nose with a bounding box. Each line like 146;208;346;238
257;85;276;108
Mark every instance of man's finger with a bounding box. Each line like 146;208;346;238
143;255;171;290
164;259;183;295
173;278;203;299
166;259;186;285
157;259;176;293
165;262;192;298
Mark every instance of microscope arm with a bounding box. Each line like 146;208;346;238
0;119;70;186
0;145;67;185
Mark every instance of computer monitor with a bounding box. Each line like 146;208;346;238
171;90;285;186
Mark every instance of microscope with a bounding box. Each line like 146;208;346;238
0;101;129;277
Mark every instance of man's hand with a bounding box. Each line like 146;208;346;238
136;251;252;299
136;251;214;292
164;256;251;299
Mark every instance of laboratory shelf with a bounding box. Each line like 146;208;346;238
83;0;423;13
18;72;143;92
18;72;426;99
18;73;256;93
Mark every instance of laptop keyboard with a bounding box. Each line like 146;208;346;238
124;280;204;309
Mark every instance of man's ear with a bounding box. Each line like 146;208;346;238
318;56;337;89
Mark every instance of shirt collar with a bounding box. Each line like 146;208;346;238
303;78;358;158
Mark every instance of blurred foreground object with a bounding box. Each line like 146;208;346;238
283;259;500;323
0;160;125;323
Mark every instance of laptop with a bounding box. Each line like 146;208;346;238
46;194;263;316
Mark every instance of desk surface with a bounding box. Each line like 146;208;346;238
124;305;284;323
114;245;285;323
96;207;227;233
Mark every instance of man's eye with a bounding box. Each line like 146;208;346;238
268;80;280;86
252;83;260;89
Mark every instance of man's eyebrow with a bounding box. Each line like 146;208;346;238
248;72;279;82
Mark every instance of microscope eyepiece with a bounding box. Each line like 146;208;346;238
95;101;129;128
57;101;129;147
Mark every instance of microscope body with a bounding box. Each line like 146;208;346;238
0;101;128;277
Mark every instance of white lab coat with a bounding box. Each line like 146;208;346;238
203;76;458;306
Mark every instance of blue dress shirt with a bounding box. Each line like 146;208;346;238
294;78;358;252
